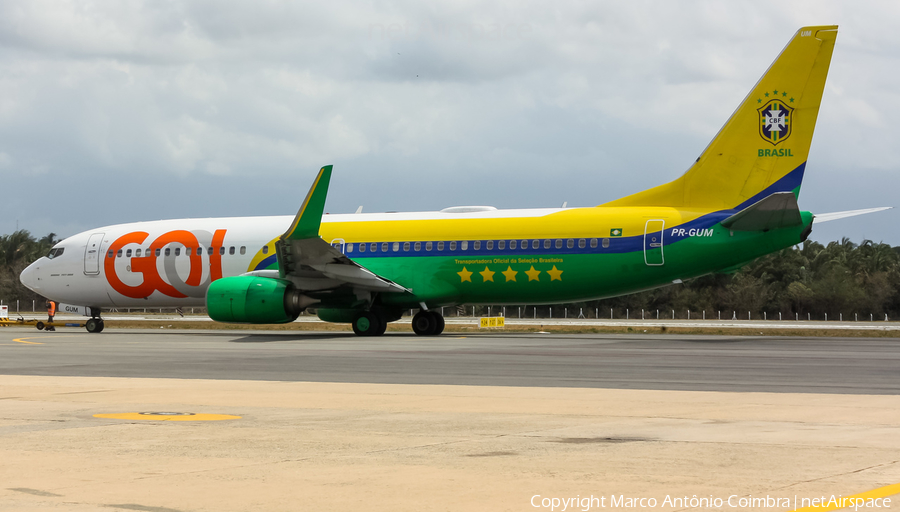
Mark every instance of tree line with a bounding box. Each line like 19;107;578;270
0;230;59;308
1;230;899;319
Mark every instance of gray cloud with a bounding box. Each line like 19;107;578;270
0;0;897;246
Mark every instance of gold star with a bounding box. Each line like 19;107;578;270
547;265;563;281
525;266;541;281
457;267;473;282
479;266;495;282
501;266;518;282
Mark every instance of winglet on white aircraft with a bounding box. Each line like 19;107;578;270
814;207;892;223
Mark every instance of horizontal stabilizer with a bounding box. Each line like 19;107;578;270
814;207;892;223
721;192;802;231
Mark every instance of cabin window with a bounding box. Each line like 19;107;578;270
426;241;433;251
240;246;246;255
165;248;171;256
532;240;540;250
487;240;494;250
107;250;114;258
393;242;400;252
555;239;562;249
509;240;516;250
227;246;234;255
359;243;366;253
403;242;410;251
174;248;181;256
543;239;551;249
126;249;132;257
414;242;421;251
135;249;142;257
461;241;468;250
567;239;574;249
382;242;389;252
262;245;269;255
117;249;123;257
220;247;225;255
590;238;598;248
197;247;203;256
155;248;161;257
578;239;586;249
602;238;610;248
438;241;445;251
473;241;481;250
208;247;213;255
347;243;354;253
450;241;457;251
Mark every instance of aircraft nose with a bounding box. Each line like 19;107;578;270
19;261;39;292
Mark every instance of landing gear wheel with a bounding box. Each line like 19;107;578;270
430;311;445;335
96;319;105;333
412;311;436;335
35;321;44;331
352;311;382;336
85;318;102;333
373;314;388;336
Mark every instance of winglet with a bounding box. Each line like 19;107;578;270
282;165;333;241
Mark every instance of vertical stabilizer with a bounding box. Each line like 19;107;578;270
602;26;837;210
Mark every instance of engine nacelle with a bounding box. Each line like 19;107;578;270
206;275;314;324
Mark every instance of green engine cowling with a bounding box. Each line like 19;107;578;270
206;275;310;324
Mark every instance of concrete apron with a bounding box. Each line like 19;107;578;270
2;375;900;511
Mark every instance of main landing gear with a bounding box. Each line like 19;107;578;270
352;310;387;336
350;309;445;336
412;310;445;336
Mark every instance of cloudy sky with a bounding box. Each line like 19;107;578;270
0;0;898;245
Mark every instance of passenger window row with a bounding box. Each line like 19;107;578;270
109;246;247;258
345;238;611;254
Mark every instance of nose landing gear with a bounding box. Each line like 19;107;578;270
85;317;105;333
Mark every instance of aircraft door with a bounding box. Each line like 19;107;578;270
84;232;105;275
643;220;665;266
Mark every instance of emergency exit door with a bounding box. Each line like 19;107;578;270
643;220;665;266
84;232;105;275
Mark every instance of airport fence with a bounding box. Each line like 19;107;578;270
0;299;892;323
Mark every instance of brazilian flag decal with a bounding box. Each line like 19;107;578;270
610;228;623;237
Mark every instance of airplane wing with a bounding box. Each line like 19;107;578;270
274;166;409;293
814;207;892;223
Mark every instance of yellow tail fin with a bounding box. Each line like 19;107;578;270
603;26;837;211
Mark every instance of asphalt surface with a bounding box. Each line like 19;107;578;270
1;329;898;394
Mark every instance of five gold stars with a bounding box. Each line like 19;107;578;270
457;265;564;283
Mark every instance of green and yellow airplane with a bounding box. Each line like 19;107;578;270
20;25;888;335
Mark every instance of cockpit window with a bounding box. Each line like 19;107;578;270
47;247;64;259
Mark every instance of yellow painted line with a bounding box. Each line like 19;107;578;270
11;335;80;345
793;482;900;511
12;337;44;345
94;412;241;422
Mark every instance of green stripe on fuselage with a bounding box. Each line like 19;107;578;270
348;216;810;308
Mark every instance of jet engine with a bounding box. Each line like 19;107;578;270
206;275;315;324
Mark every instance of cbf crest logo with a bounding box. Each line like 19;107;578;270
757;93;794;145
